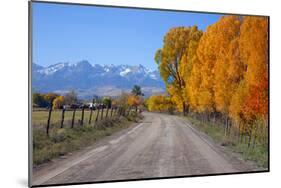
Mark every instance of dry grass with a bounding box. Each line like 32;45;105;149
186;116;268;168
32;109;105;129
33;112;142;166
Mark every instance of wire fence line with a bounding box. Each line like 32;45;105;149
32;105;133;135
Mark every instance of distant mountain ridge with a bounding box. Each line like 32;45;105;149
32;60;165;99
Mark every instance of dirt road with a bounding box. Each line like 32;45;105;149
33;112;257;186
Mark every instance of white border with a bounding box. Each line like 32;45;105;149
0;0;279;188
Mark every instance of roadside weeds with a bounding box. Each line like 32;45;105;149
33;113;143;166
182;116;268;169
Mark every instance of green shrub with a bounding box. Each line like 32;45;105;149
50;129;67;143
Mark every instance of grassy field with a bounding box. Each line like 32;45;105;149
32;109;111;129
33;111;143;166
185;116;268;169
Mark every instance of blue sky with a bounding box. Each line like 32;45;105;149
32;2;222;70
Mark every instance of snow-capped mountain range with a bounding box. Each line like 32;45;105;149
32;60;165;98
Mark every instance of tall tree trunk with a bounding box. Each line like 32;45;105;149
237;122;241;143
252;128;257;149
248;132;252;148
224;115;229;136
182;102;186;116
247;125;253;147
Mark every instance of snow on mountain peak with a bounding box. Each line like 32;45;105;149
120;68;132;76
32;61;164;98
38;62;69;75
33;61;159;80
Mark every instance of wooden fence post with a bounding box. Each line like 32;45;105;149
46;105;53;136
71;108;76;128
127;107;131;116
122;107;126;116
101;106;104;120
119;107;122;117
117;107;120;116
110;106;114;117
105;105;109;118
114;107;117;116
80;106;85;126
95;106;100;122
60;108;66;128
122;107;125;116
89;107;93;124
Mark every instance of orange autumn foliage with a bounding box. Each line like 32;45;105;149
156;26;203;114
155;15;268;130
146;95;175;113
127;95;143;108
52;96;66;109
239;16;269;121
